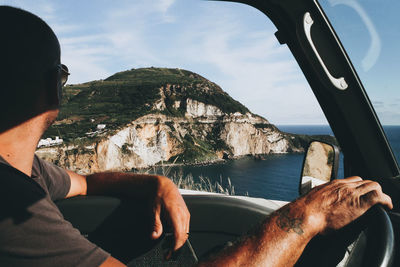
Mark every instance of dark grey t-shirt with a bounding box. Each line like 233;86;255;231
0;155;110;267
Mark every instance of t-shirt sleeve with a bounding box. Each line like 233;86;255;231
33;155;71;201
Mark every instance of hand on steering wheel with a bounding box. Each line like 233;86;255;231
296;177;394;267
302;176;392;235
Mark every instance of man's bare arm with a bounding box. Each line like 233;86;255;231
197;177;393;267
65;171;190;252
66;170;87;197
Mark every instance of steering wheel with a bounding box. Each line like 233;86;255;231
295;206;394;267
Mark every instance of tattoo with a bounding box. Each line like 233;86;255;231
276;206;304;235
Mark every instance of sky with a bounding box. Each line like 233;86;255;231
1;0;399;125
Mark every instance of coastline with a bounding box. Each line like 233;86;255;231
141;151;306;171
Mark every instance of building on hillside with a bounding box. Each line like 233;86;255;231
37;136;63;148
86;124;107;137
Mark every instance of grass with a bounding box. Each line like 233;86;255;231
140;157;235;195
170;172;235;195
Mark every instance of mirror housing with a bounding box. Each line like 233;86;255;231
299;141;340;195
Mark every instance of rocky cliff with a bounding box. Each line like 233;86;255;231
37;68;331;174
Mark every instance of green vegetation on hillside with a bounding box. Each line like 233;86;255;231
44;67;249;142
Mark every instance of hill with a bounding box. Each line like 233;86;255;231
38;67;336;174
44;67;248;142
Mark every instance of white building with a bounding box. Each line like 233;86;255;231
37;136;63;148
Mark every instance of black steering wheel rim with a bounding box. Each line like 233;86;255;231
295;205;394;267
343;206;394;267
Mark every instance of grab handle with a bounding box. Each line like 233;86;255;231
303;12;348;90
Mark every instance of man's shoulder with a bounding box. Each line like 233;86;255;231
0;163;46;221
32;154;50;177
0;162;45;195
32;154;68;181
32;154;71;201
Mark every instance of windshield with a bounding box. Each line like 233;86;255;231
319;0;400;163
4;0;357;201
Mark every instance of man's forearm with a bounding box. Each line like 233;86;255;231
86;172;163;199
197;177;393;267
197;198;318;267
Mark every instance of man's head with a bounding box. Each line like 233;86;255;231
0;6;66;133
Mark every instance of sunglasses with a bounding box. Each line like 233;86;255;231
59;64;70;86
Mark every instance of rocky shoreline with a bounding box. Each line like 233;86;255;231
37;68;337;174
37;111;313;174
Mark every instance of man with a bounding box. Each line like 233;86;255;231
0;6;393;267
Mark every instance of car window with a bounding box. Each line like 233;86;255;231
133;1;341;201
319;0;400;164
8;0;342;201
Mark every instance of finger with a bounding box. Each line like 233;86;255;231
186;218;190;235
151;203;163;239
326;177;362;188
342;176;363;183
361;190;393;210
183;210;190;234
356;181;382;196
375;192;393;210
171;212;189;251
173;227;188;251
381;193;394;210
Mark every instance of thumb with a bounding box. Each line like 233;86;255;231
151;203;163;239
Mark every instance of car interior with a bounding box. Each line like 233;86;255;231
53;0;400;266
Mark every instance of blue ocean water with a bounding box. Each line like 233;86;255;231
162;125;400;202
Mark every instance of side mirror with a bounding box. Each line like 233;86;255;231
299;141;340;195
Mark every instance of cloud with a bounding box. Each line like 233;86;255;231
1;0;328;124
47;1;172;83
373;101;384;108
105;0;176;24
371;99;400;125
172;4;326;124
159;0;175;12
0;0;180;85
52;23;82;35
376;110;400;125
0;0;55;20
58;32;114;83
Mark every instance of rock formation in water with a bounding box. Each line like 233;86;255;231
37;68;333;174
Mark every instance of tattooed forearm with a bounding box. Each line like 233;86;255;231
276;206;304;235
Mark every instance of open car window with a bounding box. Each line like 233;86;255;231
6;0;341;201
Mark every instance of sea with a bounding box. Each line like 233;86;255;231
154;125;400;202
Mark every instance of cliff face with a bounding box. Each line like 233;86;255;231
37;98;303;174
37;68;318;174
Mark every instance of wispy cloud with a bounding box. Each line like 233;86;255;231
0;0;55;20
376;110;400;125
158;0;176;22
171;4;325;124
54;0;326;124
373;101;385;107
372;99;400;125
0;0;365;124
46;1;173;82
